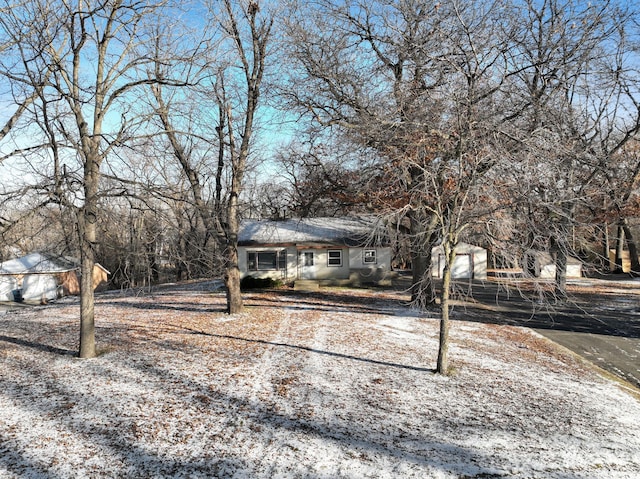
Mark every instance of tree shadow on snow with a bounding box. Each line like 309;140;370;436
0;337;591;479
245;289;408;317
0;335;75;356
182;327;434;373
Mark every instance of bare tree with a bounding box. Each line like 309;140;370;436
0;0;172;357
213;0;272;313
146;0;272;313
0;2;46;143
282;0;450;305
601;141;640;275
282;0;640;372
256;139;367;218
502;0;640;295
283;0;518;373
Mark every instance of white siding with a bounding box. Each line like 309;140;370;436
0;276;17;301
22;274;59;301
348;247;392;270
473;248;488;279
539;263;582;279
240;245;392;282
302;248;350;280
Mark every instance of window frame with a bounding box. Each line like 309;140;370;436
302;252;314;267
363;249;377;265
247;250;287;271
327;249;343;267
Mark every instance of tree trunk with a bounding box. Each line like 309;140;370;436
79;239;96;358
614;223;625;273
554;244;568;299
225;256;243;314
436;244;454;375
622;219;640;276
602;223;610;272
410;252;431;303
78;166;98;359
225;189;243;314
409;210;436;307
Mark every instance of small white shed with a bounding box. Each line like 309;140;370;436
0;253;110;302
0;253;77;301
431;242;488;280
530;252;582;279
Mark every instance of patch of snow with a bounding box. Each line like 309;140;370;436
0;288;639;478
374;317;423;341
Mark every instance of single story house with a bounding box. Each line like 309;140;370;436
431;242;488;280
0;253;110;302
238;217;392;285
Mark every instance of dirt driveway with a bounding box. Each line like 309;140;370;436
451;278;640;390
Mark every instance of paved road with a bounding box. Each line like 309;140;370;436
451;279;640;390
535;329;640;388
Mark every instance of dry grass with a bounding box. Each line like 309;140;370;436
0;285;639;478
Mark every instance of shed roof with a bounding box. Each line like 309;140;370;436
432;242;487;254
0;253;78;275
527;250;582;265
238;217;388;247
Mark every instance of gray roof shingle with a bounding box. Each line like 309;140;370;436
238;217;387;247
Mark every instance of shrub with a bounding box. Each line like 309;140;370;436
240;276;283;290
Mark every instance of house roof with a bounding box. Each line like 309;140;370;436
238;217;388;247
0;253;79;275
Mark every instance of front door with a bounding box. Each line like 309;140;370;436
299;250;316;279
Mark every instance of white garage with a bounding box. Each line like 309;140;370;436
0;253;74;302
431;242;487;280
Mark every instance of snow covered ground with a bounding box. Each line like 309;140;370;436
0;286;639;478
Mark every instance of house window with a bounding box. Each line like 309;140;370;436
303;252;314;267
327;250;343;267
247;250;287;271
363;249;377;264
